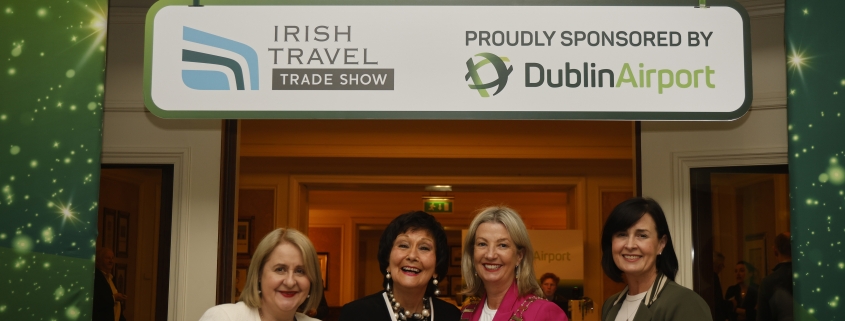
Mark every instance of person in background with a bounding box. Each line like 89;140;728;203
93;247;127;321
200;228;323;321
339;211;461;321
459;206;568;321
600;197;711;321
757;233;793;321
725;261;758;321
540;272;571;319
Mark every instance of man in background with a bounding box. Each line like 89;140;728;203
757;233;793;321
540;272;571;319
93;247;127;321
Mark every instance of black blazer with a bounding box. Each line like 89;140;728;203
93;269;127;321
724;283;758;321
339;291;461;321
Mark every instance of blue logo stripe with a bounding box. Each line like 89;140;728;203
182;49;245;90
182;70;230;90
183;26;259;90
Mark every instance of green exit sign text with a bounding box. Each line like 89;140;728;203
424;199;453;213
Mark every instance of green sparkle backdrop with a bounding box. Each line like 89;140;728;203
0;0;107;319
786;1;845;320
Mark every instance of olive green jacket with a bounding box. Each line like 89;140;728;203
601;274;711;321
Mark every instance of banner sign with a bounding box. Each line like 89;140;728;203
528;230;584;281
144;0;751;120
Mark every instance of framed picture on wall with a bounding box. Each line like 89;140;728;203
237;218;253;256
449;276;463;297
116;211;130;258
235;268;248;299
102;208;116;250
450;246;462;267
115;263;128;294
437;276;450;297
318;252;328;290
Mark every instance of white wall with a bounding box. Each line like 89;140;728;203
641;9;788;287
103;8;222;321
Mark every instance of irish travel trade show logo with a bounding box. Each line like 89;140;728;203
465;52;513;97
181;26;259;90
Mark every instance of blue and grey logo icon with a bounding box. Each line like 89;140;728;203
181;27;259;90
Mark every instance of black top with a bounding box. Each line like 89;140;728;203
547;294;571;319
339;291;462;321
757;262;793;321
725;282;758;321
92;269;127;321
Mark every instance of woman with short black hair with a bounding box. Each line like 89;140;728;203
600;197;710;321
339;211;460;321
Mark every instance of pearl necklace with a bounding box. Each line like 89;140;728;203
387;289;431;321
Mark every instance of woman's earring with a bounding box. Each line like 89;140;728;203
432;275;440;296
385;268;392;291
258;281;262;294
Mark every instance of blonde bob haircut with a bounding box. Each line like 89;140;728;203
241;228;323;313
461;206;542;298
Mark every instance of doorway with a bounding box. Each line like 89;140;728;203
229;119;637;321
98;165;174;321
689;165;790;320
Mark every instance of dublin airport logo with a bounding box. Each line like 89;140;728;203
465;52;513;97
181;27;259;90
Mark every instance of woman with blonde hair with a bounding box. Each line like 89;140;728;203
459;206;568;321
200;228;323;321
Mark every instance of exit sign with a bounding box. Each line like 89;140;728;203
424;198;453;213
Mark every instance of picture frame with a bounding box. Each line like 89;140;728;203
235;268;248;299
318;252;328;290
449;276;463;297
114;263;128;294
237;218;253;256
437;276;450;297
115;211;130;258
450;246;462;267
102;208;116;250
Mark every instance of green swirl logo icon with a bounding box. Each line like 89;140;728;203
465;53;513;97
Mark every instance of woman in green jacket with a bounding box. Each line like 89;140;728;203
599;198;711;321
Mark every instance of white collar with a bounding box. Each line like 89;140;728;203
612;273;669;308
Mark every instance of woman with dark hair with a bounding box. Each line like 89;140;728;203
339;211;461;321
600;197;710;321
724;261;758;321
